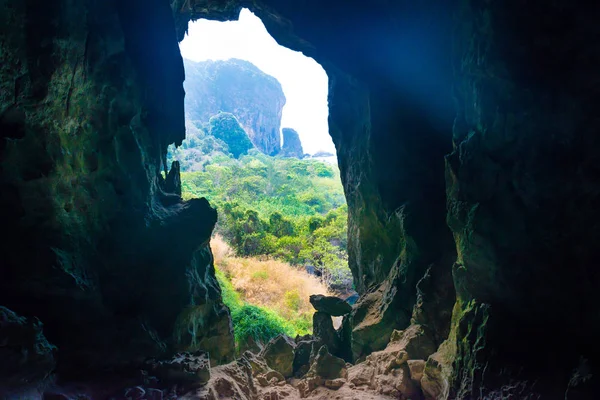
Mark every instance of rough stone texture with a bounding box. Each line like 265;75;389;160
146;351;211;385
0;307;56;394
3;0;599;398
261;335;297;378
293;340;314;377
312;311;341;358
0;0;233;383
183;58;285;155
280;128;304;158
307;345;347;380
191;357;257;400
444;1;600;397
309;294;352;316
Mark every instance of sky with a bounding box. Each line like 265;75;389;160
179;9;335;155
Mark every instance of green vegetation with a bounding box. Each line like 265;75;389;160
169;116;353;350
215;266;297;351
208;112;254;158
176;144;352;292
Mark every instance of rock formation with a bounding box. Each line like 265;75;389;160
280;128;304;158
1;0;599;398
309;294;352;316
184;58;286;155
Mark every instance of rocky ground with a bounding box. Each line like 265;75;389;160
18;296;440;399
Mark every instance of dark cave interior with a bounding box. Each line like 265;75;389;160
1;0;599;399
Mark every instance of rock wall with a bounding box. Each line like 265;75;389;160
0;0;233;389
184;58;286;155
280;128;303;158
2;0;599;397
443;0;600;397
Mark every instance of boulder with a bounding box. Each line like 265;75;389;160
261;335;296;378
309;294;352;316
195;357;257;400
307;345;347;380
146;351;211;385
348;363;376;387
389;324;436;360
408;359;426;385
373;364;419;398
241;351;269;377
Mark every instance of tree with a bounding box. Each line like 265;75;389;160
208;112;254;158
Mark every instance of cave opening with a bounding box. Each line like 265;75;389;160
170;8;354;353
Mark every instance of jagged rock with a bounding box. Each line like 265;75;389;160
388;324;436;360
312;312;341;357
408;359;426;385
146;351;211;385
0;307;56;391
184;58;286;155
373;365;419;398
421;352;449;400
307;345;347;380
280;128;304;159
348;363;376;387
350;288;399;362
292;340;314;377
324;379;346;390
295;334;312;344
164;160;182;197
194;357;257;400
297;376;322;398
309;294;352;316
261;335;296;378
242;351;270;377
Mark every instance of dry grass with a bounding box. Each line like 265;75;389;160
211;235;331;322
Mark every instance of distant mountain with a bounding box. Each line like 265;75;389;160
184;58;286;156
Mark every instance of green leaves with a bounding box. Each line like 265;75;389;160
180;151;352;292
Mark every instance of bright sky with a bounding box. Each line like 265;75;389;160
179;8;335;155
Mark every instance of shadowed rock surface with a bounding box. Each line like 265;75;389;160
280;127;304;158
1;0;599;398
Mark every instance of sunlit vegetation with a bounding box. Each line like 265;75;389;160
212;236;331;351
169;118;353;350
175;141;353;292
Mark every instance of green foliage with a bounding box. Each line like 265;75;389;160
217;267;296;349
208;112;254;158
231;304;295;350
284;290;302;312
215;267;242;313
178;147;352;292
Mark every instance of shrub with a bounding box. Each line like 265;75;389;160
231;304;294;349
284;289;302;312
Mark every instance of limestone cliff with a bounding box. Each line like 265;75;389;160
280;128;304;158
184;58;286;155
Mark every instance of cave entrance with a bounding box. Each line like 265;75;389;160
170;8;354;352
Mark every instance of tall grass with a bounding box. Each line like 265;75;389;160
212;235;331;349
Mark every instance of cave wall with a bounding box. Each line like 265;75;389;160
444;1;600;397
2;0;599;397
0;0;233;387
